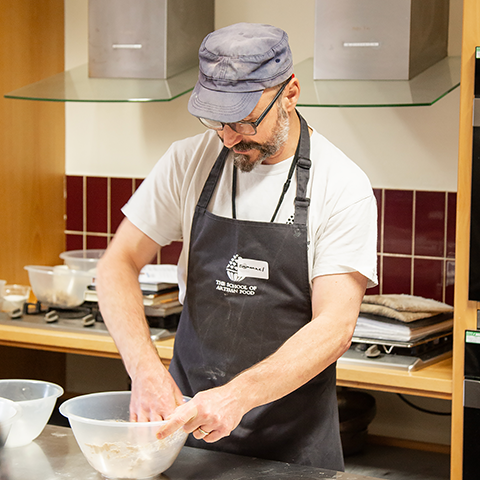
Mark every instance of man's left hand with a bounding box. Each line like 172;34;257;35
156;385;244;442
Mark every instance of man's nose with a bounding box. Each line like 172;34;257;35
221;125;243;149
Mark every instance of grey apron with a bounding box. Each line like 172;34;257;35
169;112;344;471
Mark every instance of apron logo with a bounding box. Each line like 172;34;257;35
226;254;269;282
216;255;268;296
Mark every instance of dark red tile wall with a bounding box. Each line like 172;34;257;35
415;191;445;257
111;178;134;233
86;177;108;234
381;256;412;295
383;190;413;255
65;175;182;265
65;177;456;305
374;188;456;305
65;176;83;232
447;192;457;258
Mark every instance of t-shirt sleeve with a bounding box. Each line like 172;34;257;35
121;131;222;248
121;144;186;247
312;194;378;288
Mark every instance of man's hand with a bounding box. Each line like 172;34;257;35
156;384;245;442
129;363;186;422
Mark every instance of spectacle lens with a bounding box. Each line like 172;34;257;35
198;75;292;136
199;118;257;136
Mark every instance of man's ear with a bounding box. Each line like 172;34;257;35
283;76;300;113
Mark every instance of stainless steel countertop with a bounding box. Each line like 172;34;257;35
0;425;379;480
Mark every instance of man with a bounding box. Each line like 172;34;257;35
96;22;377;471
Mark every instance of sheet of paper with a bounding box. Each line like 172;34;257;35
138;264;178;285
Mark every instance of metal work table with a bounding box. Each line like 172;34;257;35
0;425;379;480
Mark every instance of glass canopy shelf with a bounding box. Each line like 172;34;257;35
296;56;461;107
4;56;460;106
4;63;199;102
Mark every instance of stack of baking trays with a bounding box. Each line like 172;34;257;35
84;264;182;330
339;294;454;371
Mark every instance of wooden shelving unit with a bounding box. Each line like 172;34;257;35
450;0;480;478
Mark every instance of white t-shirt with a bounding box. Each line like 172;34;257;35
122;128;378;302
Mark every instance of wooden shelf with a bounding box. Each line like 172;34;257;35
0;321;174;363
337;358;452;400
0;318;450;399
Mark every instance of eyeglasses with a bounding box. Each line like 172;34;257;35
198;75;292;136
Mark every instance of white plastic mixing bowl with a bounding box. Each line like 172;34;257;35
0;397;20;447
0;379;63;447
59;249;105;271
60;391;189;479
24;265;94;308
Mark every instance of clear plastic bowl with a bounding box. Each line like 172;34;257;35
59;249;105;271
0;397;20;448
0;379;63;448
60;391;189;480
25;265;94;308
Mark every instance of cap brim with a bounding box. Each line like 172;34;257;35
188;82;263;123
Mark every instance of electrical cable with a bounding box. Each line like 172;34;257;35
397;393;451;416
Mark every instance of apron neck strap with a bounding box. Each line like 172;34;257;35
197;110;311;224
196;145;230;211
293;112;311;225
267;110;311;224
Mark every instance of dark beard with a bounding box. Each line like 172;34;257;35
232;105;290;173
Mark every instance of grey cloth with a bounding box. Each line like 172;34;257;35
360;294;453;322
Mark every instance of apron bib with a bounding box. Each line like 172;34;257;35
169;113;344;470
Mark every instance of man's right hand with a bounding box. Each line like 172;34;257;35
129;362;186;422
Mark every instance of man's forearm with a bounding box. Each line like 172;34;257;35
224;309;354;415
96;252;162;379
224;272;365;413
94;220;185;421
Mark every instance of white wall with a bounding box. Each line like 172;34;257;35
65;0;462;191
